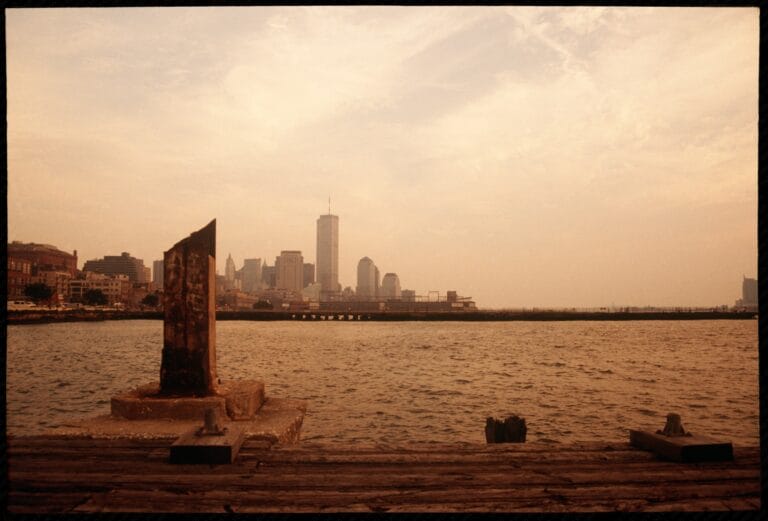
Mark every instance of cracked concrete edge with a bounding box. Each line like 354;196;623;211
42;396;308;443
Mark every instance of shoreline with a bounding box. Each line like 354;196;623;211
6;309;758;325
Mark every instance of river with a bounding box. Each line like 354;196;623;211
6;319;759;445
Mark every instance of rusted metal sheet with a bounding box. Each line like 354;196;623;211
161;220;217;396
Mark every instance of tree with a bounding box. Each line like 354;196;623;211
83;289;108;306
141;293;160;307
254;299;272;310
24;282;53;303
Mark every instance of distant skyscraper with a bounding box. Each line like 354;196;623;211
380;273;401;299
356;257;378;298
316;213;339;298
225;253;236;282
276;250;304;293
261;264;276;289
742;277;758;306
241;258;262;293
303;263;315;288
153;260;164;288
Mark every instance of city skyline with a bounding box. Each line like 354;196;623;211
6;6;758;308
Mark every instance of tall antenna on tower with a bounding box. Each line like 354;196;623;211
328;195;331;215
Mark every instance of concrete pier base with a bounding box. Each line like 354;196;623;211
46;397;307;444
110;380;265;421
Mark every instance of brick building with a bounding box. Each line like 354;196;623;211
7;257;33;299
7;241;78;276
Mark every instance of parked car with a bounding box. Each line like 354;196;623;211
7;300;40;311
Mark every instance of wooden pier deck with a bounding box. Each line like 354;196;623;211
6;436;761;513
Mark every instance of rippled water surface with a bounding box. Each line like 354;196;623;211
6;320;759;445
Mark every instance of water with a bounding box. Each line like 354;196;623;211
6;320;760;445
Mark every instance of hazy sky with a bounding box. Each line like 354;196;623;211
6;7;758;309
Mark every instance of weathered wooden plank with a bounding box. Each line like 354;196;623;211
249;445;760;463
7;437;757;459
6;438;760;513
8;492;94;514
8;469;572;489
14;470;758;496
11;454;754;476
7;450;666;470
267;441;642;454
8;458;761;487
253;451;657;465
9;454;759;480
7;436;169;448
66;481;759;513
642;498;753;512
7;436;270;451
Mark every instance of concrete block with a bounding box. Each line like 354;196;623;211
218;380;265;420
170;424;245;464
111;380;266;421
629;430;734;462
111;383;226;420
51;395;306;444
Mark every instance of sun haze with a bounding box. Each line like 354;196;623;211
6;6;758;309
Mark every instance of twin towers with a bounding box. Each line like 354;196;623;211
259;211;399;301
317;212;401;301
316;213;340;299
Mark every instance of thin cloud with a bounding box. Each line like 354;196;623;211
6;6;757;307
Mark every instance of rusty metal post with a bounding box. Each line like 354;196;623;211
161;219;218;396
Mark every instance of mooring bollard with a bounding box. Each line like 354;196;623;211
485;415;527;443
656;412;690;437
198;407;227;436
170;407;245;464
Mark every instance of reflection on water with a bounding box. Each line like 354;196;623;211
6;320;759;445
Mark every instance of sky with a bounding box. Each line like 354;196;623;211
6;6;759;309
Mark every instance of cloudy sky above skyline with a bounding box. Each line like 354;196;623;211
6;6;758;308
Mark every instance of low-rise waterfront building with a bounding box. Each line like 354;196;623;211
219;290;260;310
69;272;131;305
302;282;322;302
34;269;73;303
253;288;303;310
8;241;78;276
82;252;148;283
317;290;477;313
7;257;33;299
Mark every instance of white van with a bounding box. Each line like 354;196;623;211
7;300;39;311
